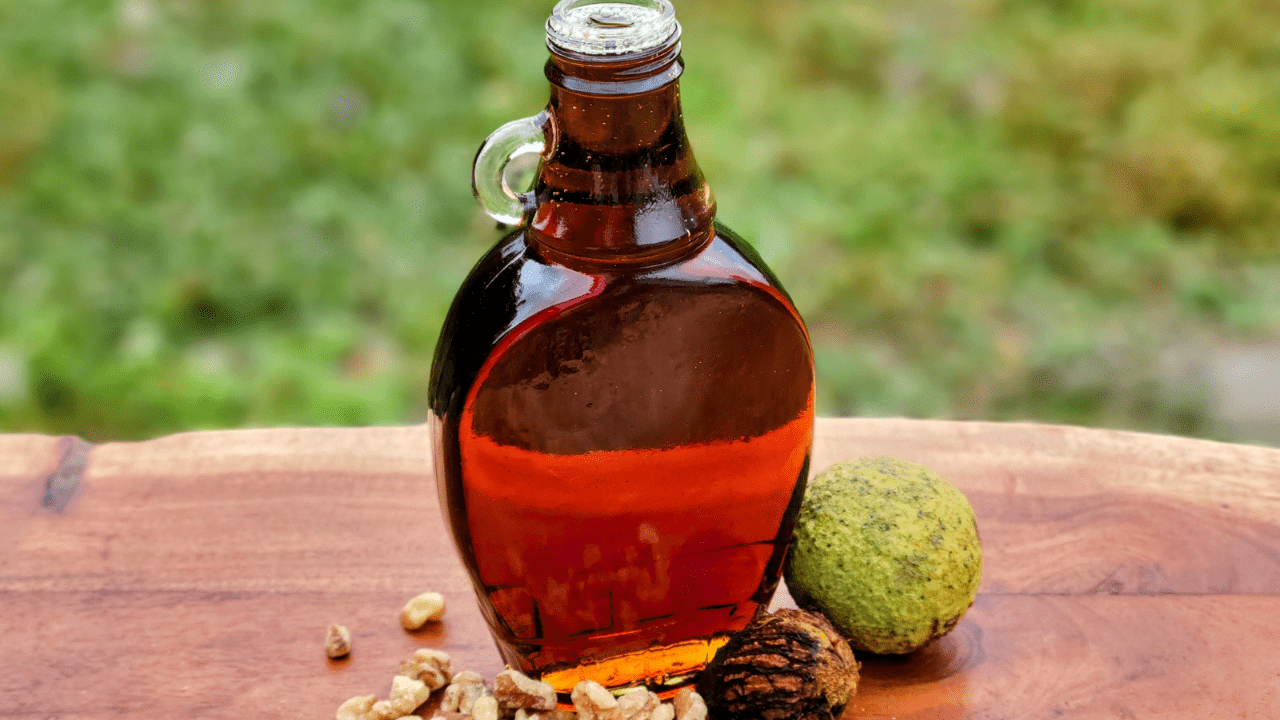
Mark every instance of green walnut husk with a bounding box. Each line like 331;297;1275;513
783;457;983;655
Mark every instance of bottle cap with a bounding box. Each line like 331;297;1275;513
546;0;679;56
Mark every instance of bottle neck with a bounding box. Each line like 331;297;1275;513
529;39;716;265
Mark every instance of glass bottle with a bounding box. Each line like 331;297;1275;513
428;0;815;699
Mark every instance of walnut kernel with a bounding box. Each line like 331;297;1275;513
439;669;488;713
493;668;557;712
326;623;353;659
571;680;619;720
472;694;500;720
400;592;446;630
672;688;706;720
389;675;431;716
452;670;485;684
366;699;400;720
616;689;659;720
336;695;377;720
398;648;454;691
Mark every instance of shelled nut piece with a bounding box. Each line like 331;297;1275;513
388;675;431;716
672;688;707;720
365;698;399;720
622;686;670;712
398;648;454;691
326;623;352;659
472;694;501;720
400;592;446;630
333;648;454;720
439;670;489;713
336;695;377;720
616;688;660;720
493;669;557;713
570;681;680;720
571;680;619;720
335;676;430;720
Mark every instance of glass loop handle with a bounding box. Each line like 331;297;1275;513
472;111;550;226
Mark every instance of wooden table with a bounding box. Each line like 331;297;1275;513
4;419;1279;718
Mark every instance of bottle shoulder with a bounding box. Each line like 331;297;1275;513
429;225;811;421
450;224;803;337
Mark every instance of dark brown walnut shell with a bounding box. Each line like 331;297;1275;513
697;608;860;720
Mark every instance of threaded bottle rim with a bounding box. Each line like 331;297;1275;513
546;0;679;56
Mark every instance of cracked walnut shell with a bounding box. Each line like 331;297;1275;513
696;609;860;720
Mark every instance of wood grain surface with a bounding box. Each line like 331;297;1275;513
3;419;1279;719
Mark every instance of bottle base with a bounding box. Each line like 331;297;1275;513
532;634;733;706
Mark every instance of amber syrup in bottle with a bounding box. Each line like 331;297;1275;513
428;0;814;700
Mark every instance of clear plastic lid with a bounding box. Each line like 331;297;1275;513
546;0;679;56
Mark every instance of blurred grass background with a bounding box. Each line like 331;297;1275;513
2;0;1279;444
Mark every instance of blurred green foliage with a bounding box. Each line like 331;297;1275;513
1;0;1278;442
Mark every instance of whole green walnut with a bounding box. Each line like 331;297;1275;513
783;457;982;654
